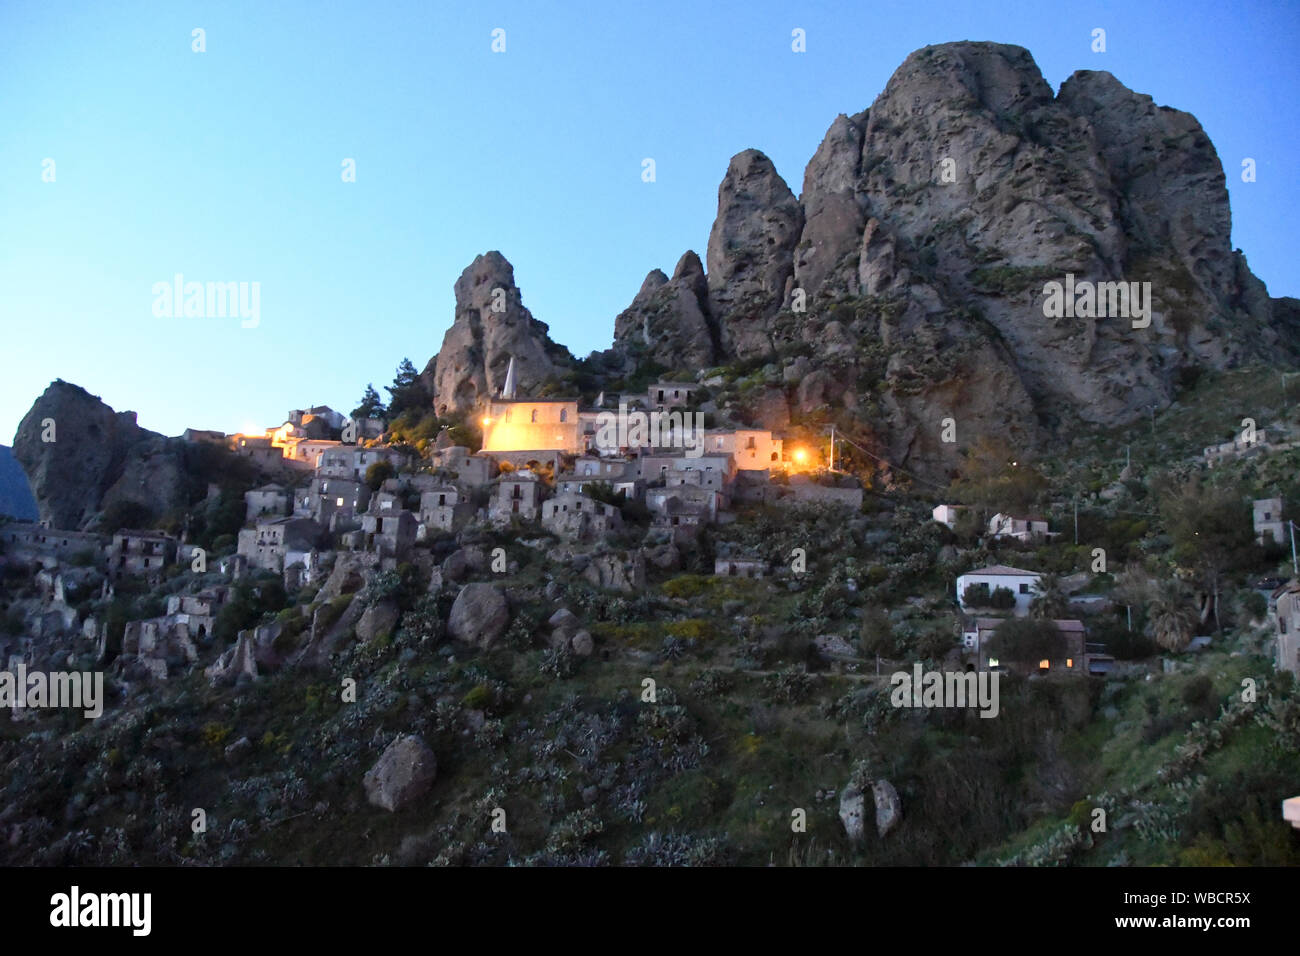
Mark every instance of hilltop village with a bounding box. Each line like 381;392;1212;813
5;360;1300;701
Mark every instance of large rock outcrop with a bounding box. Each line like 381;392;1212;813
12;381;191;530
706;149;805;358
423;252;573;415
611;251;717;372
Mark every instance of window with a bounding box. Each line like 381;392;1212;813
1066;658;1074;668
560;408;568;422
531;408;538;423
336;497;344;507
1019;583;1030;594
988;657;999;668
1039;659;1050;670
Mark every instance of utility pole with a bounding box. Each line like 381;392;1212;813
1074;497;1079;545
829;424;835;472
1290;519;1298;578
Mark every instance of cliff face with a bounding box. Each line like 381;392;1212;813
12;381;189;530
422;252;573;416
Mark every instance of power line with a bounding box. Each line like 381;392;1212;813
831;430;948;491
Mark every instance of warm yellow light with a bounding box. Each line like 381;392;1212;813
482;417;491;428
1039;659;1050;669
793;448;807;463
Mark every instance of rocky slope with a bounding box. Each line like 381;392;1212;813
12;381;191;530
422;252;574;415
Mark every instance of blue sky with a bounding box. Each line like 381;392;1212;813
1;0;1296;441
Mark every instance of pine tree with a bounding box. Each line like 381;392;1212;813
385;358;431;418
351;383;386;420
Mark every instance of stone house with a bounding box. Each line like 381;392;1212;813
234;434;284;467
707;429;784;470
489;470;545;523
541;492;623;541
652;498;706;544
418;486;474;534
237;516;322;573
164;587;230;641
318;446;407;482
245;483;290;522
1253;497;1286;546
280;438;341;470
646;485;725;523
110;530;177;576
360;510;417;560
715;557;766;578
646;382;700;409
960;616;1088;676
429;446;496;488
0;523;106;569
956;565;1042;616
296;477;371;524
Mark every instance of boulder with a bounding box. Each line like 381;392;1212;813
873;778;902;837
363;735;438;812
357;600;400;643
839;784;867;843
447;583;510;648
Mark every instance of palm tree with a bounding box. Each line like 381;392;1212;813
1030;573;1070;620
1147;578;1198;652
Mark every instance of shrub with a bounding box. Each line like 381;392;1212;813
988;586;1017;610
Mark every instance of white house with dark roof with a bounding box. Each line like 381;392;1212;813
955;564;1042;616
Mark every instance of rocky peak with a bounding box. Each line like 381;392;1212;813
424;252;572;415
611;250;717;372
706;149;804;358
12;381;186;530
